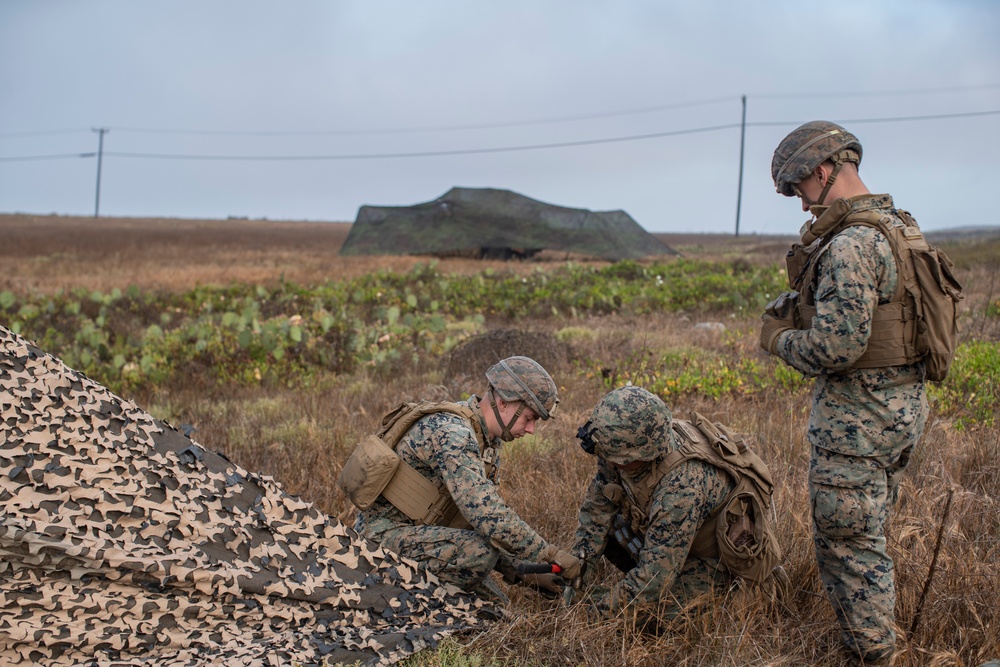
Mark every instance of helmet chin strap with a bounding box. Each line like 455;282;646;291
814;159;844;207
488;388;523;442
801;158;847;235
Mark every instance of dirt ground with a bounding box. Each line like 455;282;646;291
0;213;798;293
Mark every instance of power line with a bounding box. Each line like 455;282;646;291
753;83;1000;99
749;109;1000;127
0;128;91;138
6;84;995;140
2;109;998;164
0;152;95;162
102;109;1000;162
107;96;739;137
102;123;743;161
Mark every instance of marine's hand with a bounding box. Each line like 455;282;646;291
519;572;565;598
760;313;793;355
764;291;798;319
539;545;583;580
602;483;624;504
760;291;798;355
552;549;582;580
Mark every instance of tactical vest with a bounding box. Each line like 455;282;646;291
785;198;962;380
612;413;782;583
337;400;497;530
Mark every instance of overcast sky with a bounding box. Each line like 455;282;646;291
1;1;998;234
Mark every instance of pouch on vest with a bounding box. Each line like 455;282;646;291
337;400;488;528
337;434;401;510
715;479;781;584
910;242;963;381
785;242;818;293
611;512;643;562
669;414;782;583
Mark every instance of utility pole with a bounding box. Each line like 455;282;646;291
92;127;109;218
734;95;746;237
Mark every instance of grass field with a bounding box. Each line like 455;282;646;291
2;213;998;667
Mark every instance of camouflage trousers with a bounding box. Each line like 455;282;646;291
809;444;914;656
375;525;499;590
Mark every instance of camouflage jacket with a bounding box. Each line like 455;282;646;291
572;453;734;607
358;396;551;562
774;194;927;457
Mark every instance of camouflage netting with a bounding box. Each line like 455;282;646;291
0;325;496;666
339;187;678;261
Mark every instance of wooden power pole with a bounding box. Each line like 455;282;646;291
734;95;746;237
92;127;109;218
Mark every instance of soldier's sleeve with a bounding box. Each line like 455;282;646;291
775;228;889;376
416;413;550;562
572;459;619;559
614;460;732;607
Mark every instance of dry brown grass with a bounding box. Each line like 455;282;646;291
0;213;621;294
2;212;996;667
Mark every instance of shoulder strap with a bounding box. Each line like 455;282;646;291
378;400;484;450
663;413;774;500
800;209;887;304
376;400;490;529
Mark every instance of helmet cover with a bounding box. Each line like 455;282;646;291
771;121;862;197
485;356;558;419
580;386;672;465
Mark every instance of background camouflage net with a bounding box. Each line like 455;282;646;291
0;325;496;666
340;187;679;261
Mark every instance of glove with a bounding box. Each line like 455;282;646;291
760;291;798;355
602;483;624;504
760;313;792;355
764;290;798;319
552;549;583;580
540;545;583;581
518;572;565;599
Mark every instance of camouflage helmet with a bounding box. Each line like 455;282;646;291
579;386;672;465
771;121;862;197
485;356;558;419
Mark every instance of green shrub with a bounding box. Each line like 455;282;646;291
0;260;799;393
929;341;1000;428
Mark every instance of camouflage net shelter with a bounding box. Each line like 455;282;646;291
0;325;496;666
339;187;678;261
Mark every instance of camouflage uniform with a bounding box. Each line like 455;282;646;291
768;124;929;660
356;396;553;590
772;195;928;655
572;387;737;618
574;457;736;616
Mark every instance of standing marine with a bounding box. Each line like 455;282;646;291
340;356;581;599
763;120;934;664
571;386;784;628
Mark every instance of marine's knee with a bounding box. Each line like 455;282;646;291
435;531;499;575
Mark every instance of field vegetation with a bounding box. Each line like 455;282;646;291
1;213;998;666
